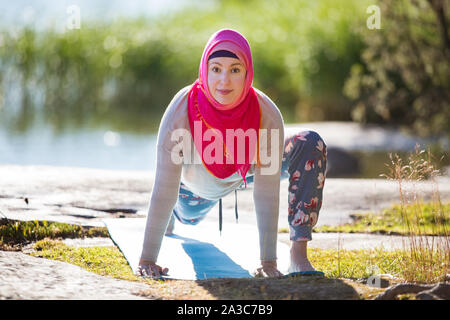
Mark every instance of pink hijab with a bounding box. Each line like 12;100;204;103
187;29;261;188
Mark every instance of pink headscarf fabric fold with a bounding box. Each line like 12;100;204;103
187;29;261;188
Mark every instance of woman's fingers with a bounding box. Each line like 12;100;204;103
275;269;284;277
266;268;283;277
136;264;169;278
161;267;169;275
253;267;264;278
257;260;283;278
151;265;161;278
152;265;169;277
254;266;283;278
135;265;150;277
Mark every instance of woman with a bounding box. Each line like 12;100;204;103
136;29;327;278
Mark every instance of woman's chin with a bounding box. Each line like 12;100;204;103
214;96;236;106
213;98;228;105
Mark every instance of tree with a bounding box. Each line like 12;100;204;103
344;0;449;138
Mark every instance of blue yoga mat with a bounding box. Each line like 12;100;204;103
103;218;290;280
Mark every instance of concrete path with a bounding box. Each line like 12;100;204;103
1;164;448;229
278;232;447;251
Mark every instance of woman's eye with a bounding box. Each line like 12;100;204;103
231;68;240;73
212;67;220;72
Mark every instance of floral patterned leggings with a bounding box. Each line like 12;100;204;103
171;130;327;242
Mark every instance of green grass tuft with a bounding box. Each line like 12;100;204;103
0;219;110;249
28;239;448;285
313;202;449;236
30;240;139;281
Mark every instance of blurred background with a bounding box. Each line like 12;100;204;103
0;0;448;177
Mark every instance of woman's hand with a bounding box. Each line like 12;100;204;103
135;258;169;278
254;260;284;278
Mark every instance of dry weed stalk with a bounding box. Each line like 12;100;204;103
380;145;449;283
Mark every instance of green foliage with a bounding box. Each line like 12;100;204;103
31;240;138;281
312;247;447;283
344;0;450;138
310;248;401;280
0;219;109;247
314;202;450;236
0;0;370;133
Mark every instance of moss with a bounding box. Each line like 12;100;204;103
30;240;138;281
0;219;110;249
314;202;449;236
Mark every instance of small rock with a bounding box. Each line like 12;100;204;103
325;147;361;177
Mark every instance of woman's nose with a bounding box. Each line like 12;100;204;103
220;71;231;84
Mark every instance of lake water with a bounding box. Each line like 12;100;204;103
0;124;158;171
1;121;446;178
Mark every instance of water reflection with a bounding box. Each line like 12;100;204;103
1;121;446;178
0;123;157;171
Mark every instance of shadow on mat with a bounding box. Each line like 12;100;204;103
166;234;252;279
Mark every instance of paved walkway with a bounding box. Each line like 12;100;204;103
278;232;447;251
1;164;448;228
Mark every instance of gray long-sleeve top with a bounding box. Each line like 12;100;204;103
140;85;285;263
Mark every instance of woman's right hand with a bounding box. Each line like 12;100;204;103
135;258;169;278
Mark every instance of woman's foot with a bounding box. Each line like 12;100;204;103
288;259;316;273
289;240;316;273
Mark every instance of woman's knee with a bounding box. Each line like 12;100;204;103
302;130;326;150
288;130;327;156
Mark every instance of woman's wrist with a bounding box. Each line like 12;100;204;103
139;258;156;265
261;260;277;266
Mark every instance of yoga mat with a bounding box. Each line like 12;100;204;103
103;218;291;280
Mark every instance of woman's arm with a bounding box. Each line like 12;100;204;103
139;141;182;263
138;89;189;275
253;128;284;261
252;94;285;275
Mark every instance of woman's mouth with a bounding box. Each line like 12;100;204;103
217;89;233;95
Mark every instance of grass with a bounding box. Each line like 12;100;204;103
29;239;407;282
0;218;109;250
30;239;137;281
29;238;402;299
381;148;449;284
312;202;449;236
26;237;447;299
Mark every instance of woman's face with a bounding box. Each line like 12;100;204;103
207;56;246;105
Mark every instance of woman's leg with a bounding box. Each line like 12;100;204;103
166;182;218;234
281;130;327;272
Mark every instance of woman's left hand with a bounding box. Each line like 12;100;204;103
254;260;284;278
